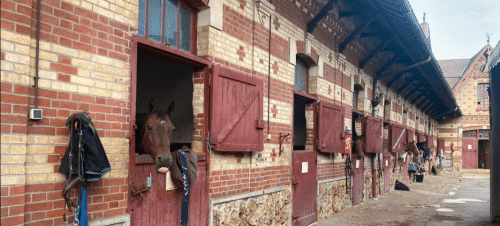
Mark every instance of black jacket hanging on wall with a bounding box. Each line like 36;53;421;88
59;112;111;182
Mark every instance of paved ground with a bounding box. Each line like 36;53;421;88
314;169;497;226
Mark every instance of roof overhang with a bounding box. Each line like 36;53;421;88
485;40;500;72
308;0;462;122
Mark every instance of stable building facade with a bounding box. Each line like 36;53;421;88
438;45;493;170
1;0;459;225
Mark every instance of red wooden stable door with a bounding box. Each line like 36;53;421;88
383;155;391;193
390;124;407;153
129;159;208;226
210;65;264;152
351;154;364;205
317;102;344;153
462;138;478;169
292;96;317;226
364;116;383;153
292;151;317;226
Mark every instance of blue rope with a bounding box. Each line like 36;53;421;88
206;139;212;153
76;137;89;226
76;183;88;226
178;150;190;226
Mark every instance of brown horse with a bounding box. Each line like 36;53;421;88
353;132;364;159
141;99;175;174
406;141;419;156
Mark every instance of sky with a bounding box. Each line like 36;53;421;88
407;0;500;60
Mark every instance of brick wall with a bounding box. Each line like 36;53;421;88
1;0;461;223
439;50;491;169
1;0;136;223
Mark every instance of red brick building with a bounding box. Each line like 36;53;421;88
438;45;493;170
1;0;459;225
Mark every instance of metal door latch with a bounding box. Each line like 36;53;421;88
131;174;153;204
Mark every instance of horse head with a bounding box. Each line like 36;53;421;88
417;141;431;159
406;141;419;156
353;132;364;159
141;99;175;174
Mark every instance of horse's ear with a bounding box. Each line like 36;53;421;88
166;101;175;116
148;98;155;114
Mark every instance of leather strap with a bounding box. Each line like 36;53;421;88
179;150;190;226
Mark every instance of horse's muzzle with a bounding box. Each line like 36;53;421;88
156;153;173;174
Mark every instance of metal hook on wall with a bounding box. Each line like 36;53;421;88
279;132;290;156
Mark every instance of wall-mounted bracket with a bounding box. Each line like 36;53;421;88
279;132;290;156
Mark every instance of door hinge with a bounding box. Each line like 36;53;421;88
208;66;213;87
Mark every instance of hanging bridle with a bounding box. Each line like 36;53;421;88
62;116;85;223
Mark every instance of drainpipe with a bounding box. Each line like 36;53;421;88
34;0;41;108
371;79;381;198
266;14;272;139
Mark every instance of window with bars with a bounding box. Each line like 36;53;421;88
470;130;477;138
294;57;308;93
462;131;468;138
138;0;195;52
477;83;489;108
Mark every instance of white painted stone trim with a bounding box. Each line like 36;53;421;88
89;213;130;226
309;56;323;77
197;0;223;30
289;37;297;65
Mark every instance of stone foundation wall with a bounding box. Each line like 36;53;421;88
211;187;291;226
364;172;373;201
317;178;351;220
390;158;404;190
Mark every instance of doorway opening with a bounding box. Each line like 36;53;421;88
478;140;489;169
293;95;314;151
135;52;194;162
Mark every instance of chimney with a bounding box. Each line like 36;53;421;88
420;12;431;48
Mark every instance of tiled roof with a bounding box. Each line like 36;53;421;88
437;45;492;89
437;59;469;86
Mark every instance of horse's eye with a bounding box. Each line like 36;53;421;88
147;125;153;130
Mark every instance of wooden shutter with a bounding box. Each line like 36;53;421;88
318;102;344;153
438;138;445;152
407;128;415;143
390;124;406;153
427;135;435;149
210;66;264;152
417;132;425;142
364;116;383;153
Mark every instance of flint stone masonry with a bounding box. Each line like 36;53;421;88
211;186;291;226
317;177;352;220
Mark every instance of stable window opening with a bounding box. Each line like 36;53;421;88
135;52;195;163
353;84;363;111
138;0;196;52
479;129;489;139
384;99;391;121
294;57;308;93
478;83;489;108
469;130;477;138
293;95;314;151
